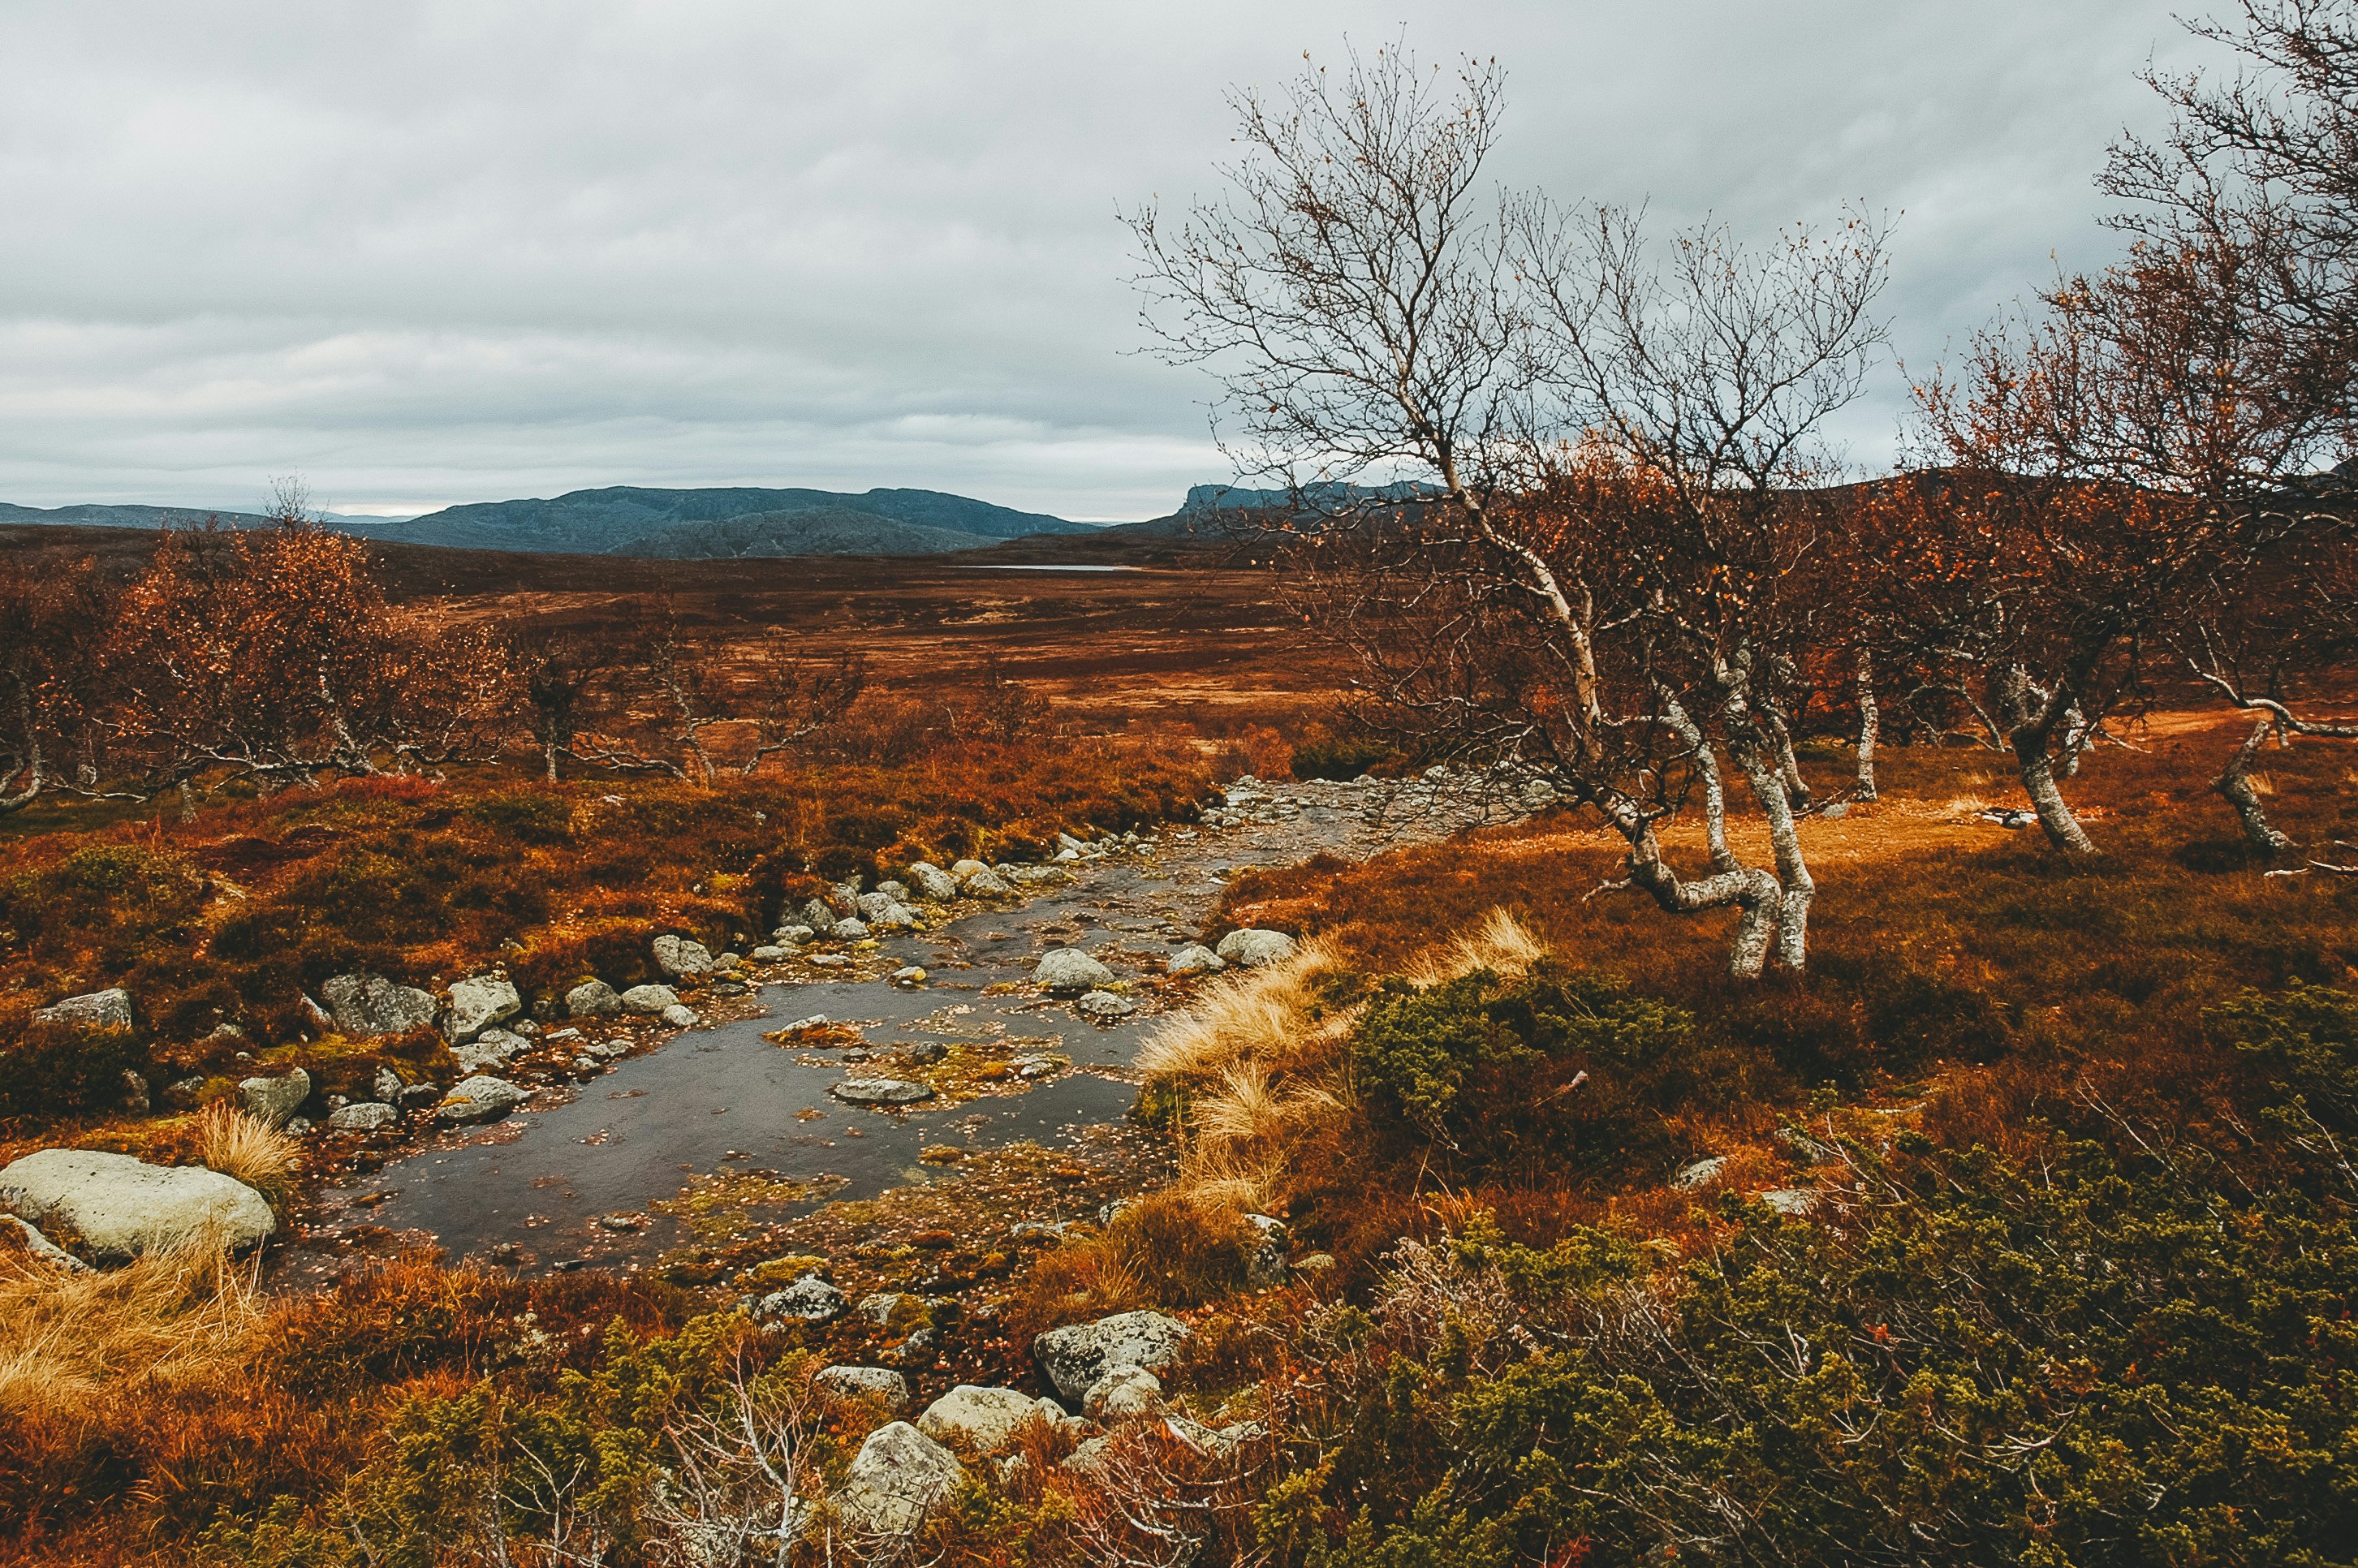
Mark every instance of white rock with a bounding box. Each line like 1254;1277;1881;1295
1215;929;1297;967
1761;1188;1819;1217
619;983;679;1014
566;980;623;1017
652;934;714;977
2;1213;92;1272
454;1027;529;1075
659;1003;700;1028
1083;1366;1165;1422
1033;1310;1191;1403
327;1101;399;1132
752;1273;847;1322
831;1077;934;1106
445;976;522;1045
320;973;436;1037
1166;945;1225;976
0;1148;274;1259
435;1075;526;1123
1673;1156;1728;1190
238;1068;311;1126
815;1364;911;1413
834;1421;962;1537
1076;990;1137;1021
904;862;960;902
1036;948;1115;993
32;987;133;1032
916;1385;1056;1454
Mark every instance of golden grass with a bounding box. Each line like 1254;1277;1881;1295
0;1230;259;1424
196;1100;299;1201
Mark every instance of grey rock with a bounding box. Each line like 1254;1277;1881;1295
904;862;959;902
815;1364;911;1413
652;934;714;978
875;879;910;901
834;1421;962;1537
445;976;522;1045
1036;948;1115;993
298;993;335;1033
960;867;1012;897
856;892;919;930
1083;1366;1165;1422
1166;944;1225;976
327;1101;399;1132
1673;1156;1729;1190
32;987;133;1033
659;1003;700;1028
832;918;873;941
0;1148;274;1259
1215;928;1297;967
1761;1188;1819;1217
619;983;679;1014
857;1290;912;1325
775;924;816;945
373;1066;405;1101
1034;1310;1191;1402
750;945;788;962
890;965;929;986
1076;990;1137;1021
949;858;990;880
916;1385;1057;1453
238;1068;311;1126
454;1027;529;1075
753;1273;847;1322
399;1082;443;1109
119;1070;149;1114
831;1077;934;1106
320;973;437;1037
712;951;741;971
566;980;623;1017
1822;801;1850;819
435;1075;526;1123
2;1213;92;1272
807;954;851;969
798;898;838;936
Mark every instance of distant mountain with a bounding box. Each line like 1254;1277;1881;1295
390;485;1092;554
1178;480;1435;514
0;485;1097;559
619;507;1002;559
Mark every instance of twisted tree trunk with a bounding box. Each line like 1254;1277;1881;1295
1990;663;2098;852
1853;648;1879;802
2215;711;2295;854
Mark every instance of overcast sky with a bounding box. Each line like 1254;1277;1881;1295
0;2;2219;520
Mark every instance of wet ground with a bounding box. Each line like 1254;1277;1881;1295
303;772;1521;1277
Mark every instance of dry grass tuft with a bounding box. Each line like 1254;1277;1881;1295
0;1230;260;1424
1138;937;1341;1085
1403;907;1548;988
196;1100;299;1201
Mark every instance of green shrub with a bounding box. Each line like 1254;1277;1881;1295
460;791;575;845
2209;980;2358;1131
1349;964;1717;1181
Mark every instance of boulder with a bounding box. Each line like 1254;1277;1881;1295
2;1213;92;1273
32;987;133;1033
832;918;873;941
750;945;788;962
916;1385;1058;1454
1215;929;1297;967
373;1066;405;1102
831;1077;934;1106
752;1273;847;1323
1033;1310;1191;1403
1036;949;1115;993
565;980;623;1017
1166;945;1225;976
834;1421;962;1538
856;893;920;930
619;984;679;1014
445;976;522;1045
659;1004;700;1029
960;867;1013;897
949;858;990;881
1672;1155;1728;1190
904;862;960;902
435;1075;526;1124
454;1027;528;1075
319;973;436;1038
327;1101;399;1132
1083;1366;1165;1422
1076;990;1137;1021
239;1068;312;1126
653;935;713;978
0;1148;274;1259
798;898;838;936
815;1364;912;1413
774;924;816;946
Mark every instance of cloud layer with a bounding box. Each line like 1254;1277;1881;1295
0;1;2214;519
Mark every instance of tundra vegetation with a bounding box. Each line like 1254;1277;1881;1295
2;5;2358;1567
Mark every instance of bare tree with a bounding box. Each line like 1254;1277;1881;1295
738;633;865;776
1130;42;1887;976
0;558;106;815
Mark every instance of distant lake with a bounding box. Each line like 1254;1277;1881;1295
953;563;1142;573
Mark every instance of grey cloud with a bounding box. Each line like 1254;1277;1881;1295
0;1;2217;519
